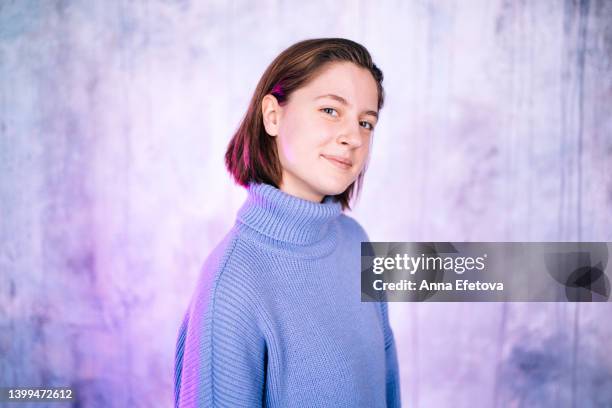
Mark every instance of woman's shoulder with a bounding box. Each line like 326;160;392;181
337;213;371;242
192;226;267;304
185;227;268;338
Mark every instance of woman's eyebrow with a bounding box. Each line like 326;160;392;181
314;93;378;119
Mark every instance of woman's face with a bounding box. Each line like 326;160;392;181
261;61;379;203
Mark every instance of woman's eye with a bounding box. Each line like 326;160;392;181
321;108;374;131
360;121;374;131
321;107;338;117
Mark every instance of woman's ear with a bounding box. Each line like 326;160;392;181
261;94;282;137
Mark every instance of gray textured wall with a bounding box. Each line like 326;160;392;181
1;1;611;407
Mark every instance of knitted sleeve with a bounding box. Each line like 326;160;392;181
380;300;402;408
176;257;267;407
346;215;402;407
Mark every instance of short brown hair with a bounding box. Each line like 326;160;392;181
225;38;385;211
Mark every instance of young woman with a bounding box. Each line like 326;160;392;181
174;38;401;408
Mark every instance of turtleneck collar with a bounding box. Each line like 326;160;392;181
236;182;343;246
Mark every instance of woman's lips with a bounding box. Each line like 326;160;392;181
321;154;352;170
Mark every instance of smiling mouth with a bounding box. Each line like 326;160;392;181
321;154;352;170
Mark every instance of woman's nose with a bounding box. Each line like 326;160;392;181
338;123;363;147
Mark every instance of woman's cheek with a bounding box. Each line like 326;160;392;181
354;149;369;173
314;128;336;146
281;136;307;165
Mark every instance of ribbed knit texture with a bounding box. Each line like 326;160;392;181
174;182;401;407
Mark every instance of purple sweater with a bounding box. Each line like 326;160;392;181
174;182;401;407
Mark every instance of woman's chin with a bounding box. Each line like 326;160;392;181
312;180;352;197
